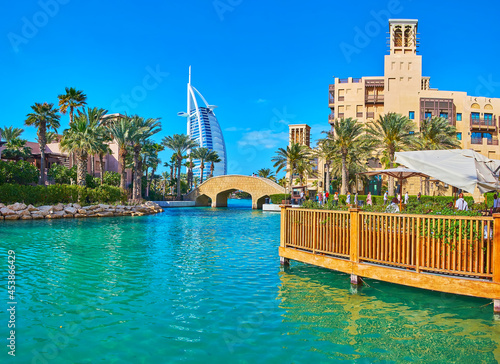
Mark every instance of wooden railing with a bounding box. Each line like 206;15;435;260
280;207;500;308
283;209;351;259
359;212;494;278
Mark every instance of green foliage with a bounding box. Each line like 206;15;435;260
0;160;39;185
234;191;251;199
0;184;126;205
270;194;291;204
47;164;76;184
103;171;121;187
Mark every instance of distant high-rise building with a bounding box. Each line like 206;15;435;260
178;67;227;180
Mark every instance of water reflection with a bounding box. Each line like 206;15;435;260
278;264;500;362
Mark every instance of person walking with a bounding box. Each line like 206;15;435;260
318;191;323;206
346;191;351;205
333;192;338;206
325;191;330;204
383;191;388;205
404;191;409;204
366;192;372;206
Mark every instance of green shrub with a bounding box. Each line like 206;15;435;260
103;171;121;187
47;164;76;184
0;160;39;185
0;184;126;205
270;194;291;204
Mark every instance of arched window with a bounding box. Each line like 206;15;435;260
394;26;402;47
471;103;480;109
404;26;413;47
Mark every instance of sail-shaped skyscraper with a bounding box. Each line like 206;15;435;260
178;67;227;180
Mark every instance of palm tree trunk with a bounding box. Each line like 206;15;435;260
388;153;395;196
325;161;331;194
200;161;205;184
147;167;156;198
38;124;47;185
77;152;87;186
145;167;150;197
119;148;127;191
176;156;182;200
210;162;214;178
133;147;142;200
99;154;105;185
341;153;348;195
91;155;95;176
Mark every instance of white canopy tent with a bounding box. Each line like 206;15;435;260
394;149;500;194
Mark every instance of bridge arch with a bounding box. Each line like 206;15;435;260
185;175;285;209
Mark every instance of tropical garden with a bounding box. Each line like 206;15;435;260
269;113;487;215
0;87;222;205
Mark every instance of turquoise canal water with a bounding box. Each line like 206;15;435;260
1;199;500;363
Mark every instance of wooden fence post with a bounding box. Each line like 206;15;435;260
280;205;290;266
349;208;361;284
493;213;500;312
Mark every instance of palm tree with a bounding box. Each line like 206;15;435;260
419;116;461;150
60;111;102;186
25;102;61;185
320;118;369;194
130;116;161;200
162;134;199;200
257;168;274;179
1;138;32;160
163;155;177;195
272;142;310;195
0;126;24;143
314;136;338;193
207;150;221;178
107;116;139;191
144;143;164;197
190;147;212;184
365;113;417;195
58;87;87;125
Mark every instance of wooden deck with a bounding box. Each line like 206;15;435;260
279;207;500;312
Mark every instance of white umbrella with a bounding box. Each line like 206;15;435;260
395;149;500;194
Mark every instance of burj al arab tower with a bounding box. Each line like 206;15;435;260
177;67;227;179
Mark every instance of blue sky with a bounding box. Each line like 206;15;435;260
2;0;500;177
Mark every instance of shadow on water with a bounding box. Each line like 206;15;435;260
278;262;500;362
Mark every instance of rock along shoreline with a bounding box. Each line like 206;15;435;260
0;201;164;220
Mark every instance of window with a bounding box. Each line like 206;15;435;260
409;111;415;120
424;112;432;119
440;112;448;119
471;112;480;120
472;132;482;139
483;133;492;140
457;113;462;121
457;132;462;141
485;113;493;121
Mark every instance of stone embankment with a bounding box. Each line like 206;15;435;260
0;201;163;220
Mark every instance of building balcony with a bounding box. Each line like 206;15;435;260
366;112;375;119
365;79;384;88
365;95;384;103
352;78;362;83
328;114;335;123
338;78;349;84
471;138;499;145
470;117;497;131
329;96;335;106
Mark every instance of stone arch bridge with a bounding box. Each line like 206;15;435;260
184;175;285;209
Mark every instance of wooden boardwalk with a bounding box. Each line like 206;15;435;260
279;207;500;312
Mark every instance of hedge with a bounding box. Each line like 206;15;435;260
270;194;291;204
0;160;39;185
0;184;127;205
325;194;475;206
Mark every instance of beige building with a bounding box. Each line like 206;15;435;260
290;18;500;198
